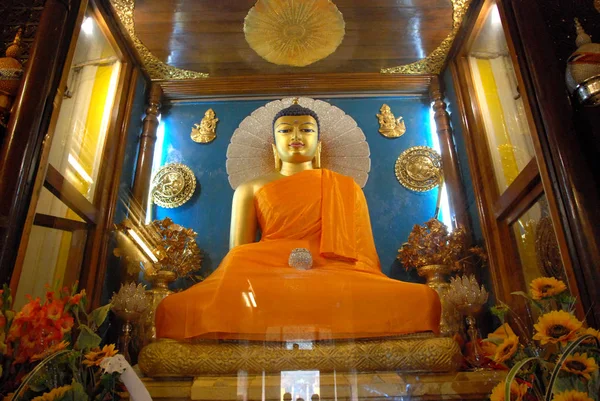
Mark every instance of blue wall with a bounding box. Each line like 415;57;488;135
154;96;442;281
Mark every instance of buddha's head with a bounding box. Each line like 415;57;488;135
272;101;321;168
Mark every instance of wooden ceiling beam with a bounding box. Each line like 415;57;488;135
157;72;434;101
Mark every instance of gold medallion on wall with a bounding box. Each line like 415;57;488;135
376;104;406;138
395;146;442;192
191;109;219;144
244;0;345;67
151;163;197;208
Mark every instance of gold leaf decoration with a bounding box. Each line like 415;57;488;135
244;0;345;67
109;0;208;80
381;0;472;75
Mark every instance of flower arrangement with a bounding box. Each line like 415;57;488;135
398;218;486;271
0;284;124;401
484;277;599;401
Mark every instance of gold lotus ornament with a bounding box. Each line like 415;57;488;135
244;0;345;67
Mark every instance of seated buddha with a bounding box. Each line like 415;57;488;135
155;102;441;342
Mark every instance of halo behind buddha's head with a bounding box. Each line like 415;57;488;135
227;97;371;189
272;101;320;137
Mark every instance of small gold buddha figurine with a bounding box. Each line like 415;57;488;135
191;108;219;143
376;104;406;138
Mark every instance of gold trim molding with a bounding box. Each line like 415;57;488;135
381;0;472;75
109;0;209;80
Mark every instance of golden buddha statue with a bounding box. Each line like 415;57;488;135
155;102;441;342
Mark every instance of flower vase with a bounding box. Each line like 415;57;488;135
141;270;177;345
417;264;462;337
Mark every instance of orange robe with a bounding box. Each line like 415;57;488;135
156;169;441;341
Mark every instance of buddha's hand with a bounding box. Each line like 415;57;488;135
288;248;313;270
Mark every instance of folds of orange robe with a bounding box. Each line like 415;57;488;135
156;169;441;341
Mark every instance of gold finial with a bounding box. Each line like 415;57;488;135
5;28;22;59
376;104;406;138
574;18;592;48
291;98;299;105
191;108;219;144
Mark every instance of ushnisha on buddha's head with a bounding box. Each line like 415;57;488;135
272;100;321;170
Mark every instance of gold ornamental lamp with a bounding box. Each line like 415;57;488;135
0;29;23;127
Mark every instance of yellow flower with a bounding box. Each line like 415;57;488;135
551;390;594;401
561;353;598;380
490;380;529;401
578;327;600;345
493;335;519;364
31;385;71;401
530;277;567;300
83;344;118;367
30;341;69;362
533;311;582;345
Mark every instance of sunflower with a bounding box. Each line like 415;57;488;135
551;390;594;401
31;385;72;401
490;380;529;401
83;344;119;367
561;352;598;380
30;341;69;362
533;311;582;345
493;335;520;364
578;327;600;345
530;277;567;300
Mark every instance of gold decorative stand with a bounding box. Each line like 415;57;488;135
138;370;505;401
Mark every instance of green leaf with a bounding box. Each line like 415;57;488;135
505;356;541;401
57;381;89;401
75;324;102;351
511;291;545;311
89;304;111;328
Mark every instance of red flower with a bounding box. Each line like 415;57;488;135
54;314;74;336
46;300;64;321
16;297;42;321
69;290;85;306
0;311;6;329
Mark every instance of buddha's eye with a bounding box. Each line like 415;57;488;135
301;128;315;133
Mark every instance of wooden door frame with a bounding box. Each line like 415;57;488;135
9;0;140;309
446;0;585;324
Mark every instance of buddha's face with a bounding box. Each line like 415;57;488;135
273;115;319;164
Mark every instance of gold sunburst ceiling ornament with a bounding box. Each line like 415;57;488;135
244;0;345;67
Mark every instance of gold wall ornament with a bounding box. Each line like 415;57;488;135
226;97;370;189
191;109;219;143
381;0;472;75
395;146;442;192
109;0;208;80
376;104;406;138
151;163;197;208
244;0;345;67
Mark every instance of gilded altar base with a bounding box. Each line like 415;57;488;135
139;370;506;401
138;334;462;377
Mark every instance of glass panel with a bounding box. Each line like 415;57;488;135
511;194;567;292
47;9;121;202
35;187;85;222
467;3;535;193
14;227;78;309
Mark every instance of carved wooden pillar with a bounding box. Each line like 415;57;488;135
131;83;163;221
0;0;75;285
429;76;471;232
